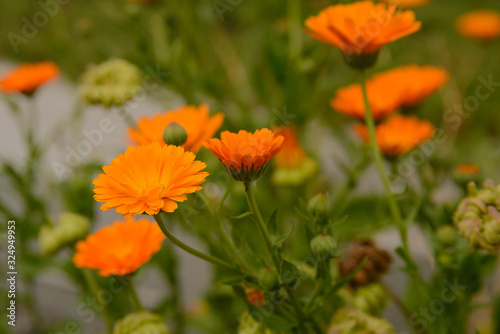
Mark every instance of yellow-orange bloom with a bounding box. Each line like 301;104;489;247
379;0;430;8
0;62;59;94
355;115;435;156
204;129;284;182
305;1;421;56
73;218;165;276
455;163;480;176
456;11;500;40
129;104;224;153
93;143;208;218
272;126;316;185
331;65;449;120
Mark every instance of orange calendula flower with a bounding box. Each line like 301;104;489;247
272;126;316;185
129;104;224;153
456;10;500;40
73;218;165;276
305;1;421;56
379;0;430;8
93;142;208;218
355;115;435;156
331;65;448;120
204;129;284;182
0;62;59;94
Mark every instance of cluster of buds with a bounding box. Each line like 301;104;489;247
338;239;392;288
327;307;395;334
453;180;500;252
113;311;169;334
80;58;142;107
351;282;389;316
39;212;90;256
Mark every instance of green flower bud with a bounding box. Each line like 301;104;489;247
113;311;169;334
80;58;142;108
163;122;188;146
307;192;330;223
238;311;275;334
436;225;457;247
352;283;389;316
328;307;396;334
310;234;337;258
258;267;279;290
272;158;316;186
453;180;500;252
38;212;90;256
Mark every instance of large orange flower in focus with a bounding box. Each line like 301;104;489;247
204;129;284;182
0;62;59;94
305;1;421;56
355;115;435;156
73;218;165;276
93;143;208;218
456;10;500;40
331;65;448;120
129;104;224;153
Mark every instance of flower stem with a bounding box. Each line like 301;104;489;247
81;269;114;332
360;79;410;255
153;213;241;274
244;182;311;334
128;280;145;311
196;192;253;272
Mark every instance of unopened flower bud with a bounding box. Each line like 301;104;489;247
113;311;169;334
163;122;188;146
307;192;330;223
258;267;279;290
436;225;457;247
310;234;337;258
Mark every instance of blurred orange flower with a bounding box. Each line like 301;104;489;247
93;143;208;218
456;10;500;40
0;62;58;94
129;104;224;153
245;288;265;306
355;115;435;156
73;218;165;276
305;1;421;56
455;163;480;176
272;126;316;185
331;65;448;120
204;129;284;182
379;0;430;8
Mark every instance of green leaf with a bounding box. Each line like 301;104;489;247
226;211;253;220
280;259;301;289
267;208;279;235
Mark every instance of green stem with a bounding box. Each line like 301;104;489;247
196;192;252;272
128;279;145;311
360;79;410;254
81;269;114;333
153;213;241;274
244;182;311;334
